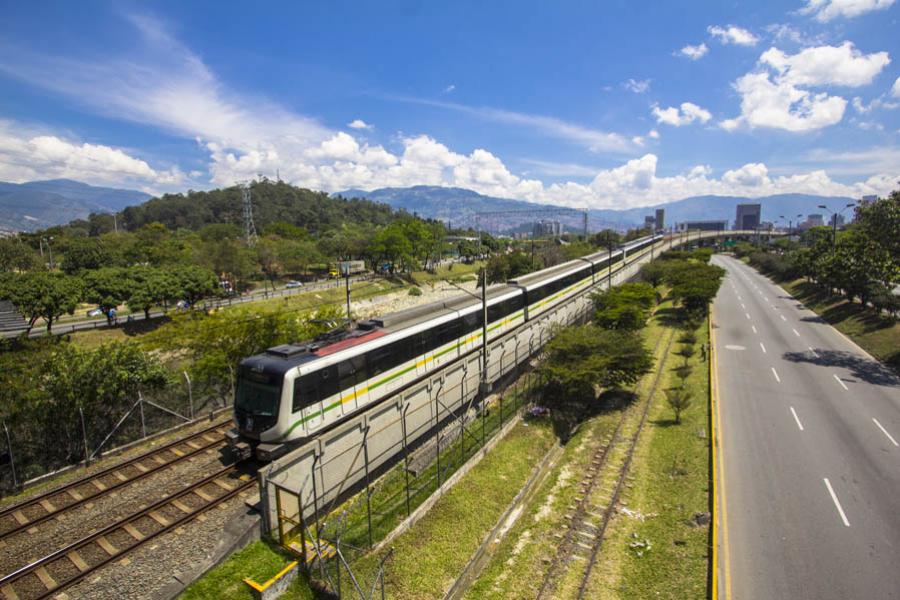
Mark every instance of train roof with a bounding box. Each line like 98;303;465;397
374;283;520;330
508;259;590;290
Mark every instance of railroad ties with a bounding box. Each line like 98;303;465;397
0;464;255;600
0;420;231;547
536;327;676;599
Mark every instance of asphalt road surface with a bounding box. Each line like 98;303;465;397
712;254;900;600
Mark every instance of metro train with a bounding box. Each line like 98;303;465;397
226;234;664;460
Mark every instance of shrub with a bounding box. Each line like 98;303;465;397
408;286;423;296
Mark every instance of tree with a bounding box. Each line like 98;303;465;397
538;325;654;406
0;238;42;272
664;388;693;424
61;237;107;274
126;268;180;319
83;268;135;320
590;229;622;248
2;272;83;332
638;261;667;287
853;192;899;262
664;261;726;316
592;283;656;330
40;342;170;461
172;265;219;305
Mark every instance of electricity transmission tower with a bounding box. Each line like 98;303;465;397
240;181;259;246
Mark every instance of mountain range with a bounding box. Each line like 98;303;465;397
336;186;858;232
0;178;860;236
0;179;151;233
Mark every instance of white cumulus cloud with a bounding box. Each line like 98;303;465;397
347;119;373;130
721;42;891;132
708;25;759;46
652;102;712;126
800;0;896;22
893;76;900;97
0;120;185;188
760;42;890;87
679;43;709;60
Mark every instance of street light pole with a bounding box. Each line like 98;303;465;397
818;203;855;255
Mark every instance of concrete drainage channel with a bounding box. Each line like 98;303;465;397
443;440;566;600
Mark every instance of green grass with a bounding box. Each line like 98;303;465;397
587;314;711;598
341;418;555;600
779;278;900;372
409;261;483;287
465;300;691;599
179;538;316;600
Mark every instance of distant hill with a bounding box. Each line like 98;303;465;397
120;180;408;233
0;179;151;232
335;186;858;232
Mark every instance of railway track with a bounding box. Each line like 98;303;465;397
0;419;232;545
0;462;256;600
535;327;676;599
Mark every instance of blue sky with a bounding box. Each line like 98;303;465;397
0;0;898;208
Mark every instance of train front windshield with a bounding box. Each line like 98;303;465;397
235;374;282;417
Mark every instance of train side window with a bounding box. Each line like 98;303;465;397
318;366;339;401
367;344;394;377
293;375;319;413
435;319;460;346
338;355;366;392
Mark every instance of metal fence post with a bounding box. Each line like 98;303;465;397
139;392;146;439
183;371;194;421
401;403;411;517
3;423;17;490
363;425;373;548
79;406;90;468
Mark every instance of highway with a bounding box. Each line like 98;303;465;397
712;254;900;600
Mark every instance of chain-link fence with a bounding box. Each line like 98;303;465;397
0;373;234;495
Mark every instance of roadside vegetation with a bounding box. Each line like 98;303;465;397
468;248;723;598
733;191;899;371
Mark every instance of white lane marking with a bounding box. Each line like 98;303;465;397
760;342;767;354
823;478;850;527
741;303;746;310
725;345;746;351
873;419;899;447
790;406;804;431
809;347;819;358
771;367;781;383
764;296;769;302
752;325;758;334
833;374;848;390
745;313;751;320
780;314;787;322
792;328;800;337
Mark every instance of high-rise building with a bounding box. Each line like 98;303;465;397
735;204;761;230
644;215;656;229
829;214;845;228
655;208;665;231
804;214;825;229
533;220;562;237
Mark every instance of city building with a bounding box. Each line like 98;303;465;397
533;220;562;237
735;203;761;230
829;214;846;228
644;215;656;229
805;214;825;228
655;208;665;231
677;220;729;232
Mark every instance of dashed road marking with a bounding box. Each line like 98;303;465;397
823;478;850;527
771;367;781;383
745;313;751;320
790;406;804;431
751;325;757;334
833;374;848;391
760;342;767;354
779;314;787;322
792;328;800;337
809;347;819;358
873;418;898;447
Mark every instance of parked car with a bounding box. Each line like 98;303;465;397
86;308;103;317
285;280;303;289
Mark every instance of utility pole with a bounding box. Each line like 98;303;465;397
343;263;352;323
607;235;614;290
818;203;855;255
480;267;489;397
240;182;259;246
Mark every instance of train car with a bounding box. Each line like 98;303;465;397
227;235;664;460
